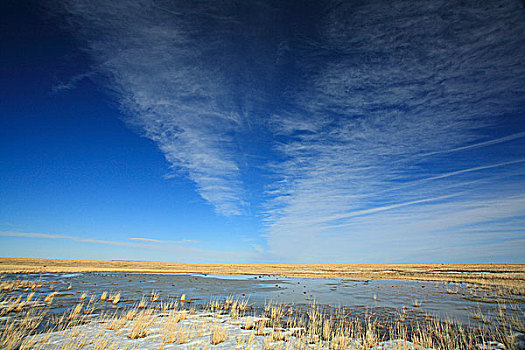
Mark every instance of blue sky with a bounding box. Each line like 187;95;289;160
1;0;524;263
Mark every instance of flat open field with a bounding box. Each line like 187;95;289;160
1;263;525;349
1;258;524;290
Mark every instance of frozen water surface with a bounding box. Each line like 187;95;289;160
1;272;523;325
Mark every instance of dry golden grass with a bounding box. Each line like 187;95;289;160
1;257;524;291
105;313;127;331
91;333;110;350
210;323;228;345
1;279;38;292
1;273;524;350
175;325;192;344
128;309;154;339
161;312;179;343
244;316;255;330
125;308;137;321
1;293;522;350
229;298;248;319
0;307;46;350
68;303;83;322
137;296;147;309
256;318;268;336
110;292;120;305
44;291;57;304
150;290;160;302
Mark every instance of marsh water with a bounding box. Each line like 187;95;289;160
2;272;523;326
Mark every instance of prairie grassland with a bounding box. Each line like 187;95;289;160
0;279;524;350
1;258;524;291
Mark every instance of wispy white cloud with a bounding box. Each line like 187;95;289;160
264;0;525;262
129;237;198;244
262;191;525;262
417;132;525;158
0;231;145;249
49;0;525;262
51;71;95;94
1;232;66;240
53;1;259;216
0;231;261;263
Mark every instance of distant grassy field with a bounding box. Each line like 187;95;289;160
1;257;524;290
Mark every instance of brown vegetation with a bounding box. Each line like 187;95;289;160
1;257;524;290
0;287;523;350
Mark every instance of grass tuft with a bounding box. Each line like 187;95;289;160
210;323;228;345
